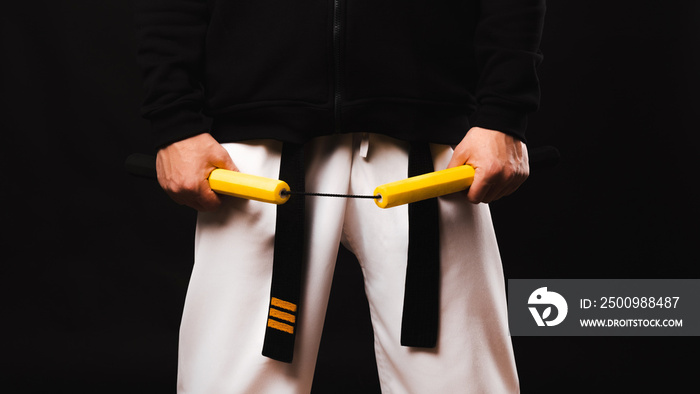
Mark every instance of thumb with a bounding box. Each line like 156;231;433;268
447;144;471;169
210;145;238;173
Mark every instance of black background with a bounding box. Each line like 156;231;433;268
3;1;699;392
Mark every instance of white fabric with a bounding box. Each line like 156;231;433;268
359;132;370;158
177;133;519;393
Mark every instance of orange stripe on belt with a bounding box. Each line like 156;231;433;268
267;318;294;334
270;308;296;323
271;297;297;312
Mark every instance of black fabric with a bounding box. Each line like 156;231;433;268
401;142;440;348
135;0;545;148
262;143;305;363
262;141;441;361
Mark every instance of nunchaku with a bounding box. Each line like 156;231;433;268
125;146;558;208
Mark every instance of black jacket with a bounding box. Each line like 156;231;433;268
136;0;545;149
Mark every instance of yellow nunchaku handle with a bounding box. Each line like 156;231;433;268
208;169;291;205
373;165;475;209
203;165;474;208
126;154;482;207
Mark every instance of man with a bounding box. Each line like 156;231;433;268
136;0;545;392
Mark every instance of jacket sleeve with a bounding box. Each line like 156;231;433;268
135;0;210;149
471;0;546;142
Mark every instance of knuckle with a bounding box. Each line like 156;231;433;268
452;145;470;161
168;180;202;201
501;167;515;180
511;167;529;185
181;180;199;193
482;163;506;182
476;163;493;178
162;182;179;195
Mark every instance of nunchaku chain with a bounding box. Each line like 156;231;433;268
207;164;477;208
125;155;476;208
280;190;381;200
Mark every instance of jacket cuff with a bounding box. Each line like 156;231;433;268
471;106;528;143
149;108;208;149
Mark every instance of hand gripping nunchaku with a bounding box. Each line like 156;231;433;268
125;146;559;208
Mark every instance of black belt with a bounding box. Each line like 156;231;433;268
262;142;305;363
262;141;440;363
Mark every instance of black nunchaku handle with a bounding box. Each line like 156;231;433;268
527;145;561;170
125;152;158;179
125;146;559;180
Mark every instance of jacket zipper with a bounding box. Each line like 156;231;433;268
332;0;343;133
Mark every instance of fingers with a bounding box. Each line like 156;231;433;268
467;162;529;204
156;133;236;211
446;145;468;170
449;127;529;204
162;176;223;212
211;148;238;173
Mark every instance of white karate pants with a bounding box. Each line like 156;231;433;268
177;133;519;393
